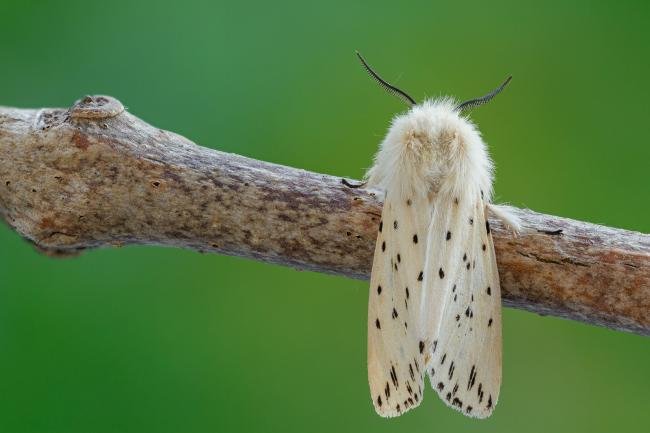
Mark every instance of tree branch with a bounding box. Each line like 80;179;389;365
1;96;648;336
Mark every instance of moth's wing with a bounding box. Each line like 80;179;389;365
423;193;502;419
368;189;431;417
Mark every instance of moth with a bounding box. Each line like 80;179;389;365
354;52;520;419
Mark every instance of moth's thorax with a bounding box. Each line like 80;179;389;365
366;99;494;201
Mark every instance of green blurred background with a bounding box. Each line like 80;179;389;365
1;0;649;432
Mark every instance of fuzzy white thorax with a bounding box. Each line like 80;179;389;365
365;99;494;204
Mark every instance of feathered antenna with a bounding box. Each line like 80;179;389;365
455;76;512;112
356;51;416;107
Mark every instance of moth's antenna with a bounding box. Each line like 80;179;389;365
356;51;416;107
455;76;512;112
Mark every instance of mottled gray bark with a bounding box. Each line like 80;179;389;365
1;96;648;336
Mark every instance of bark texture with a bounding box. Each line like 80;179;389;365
1;96;648;336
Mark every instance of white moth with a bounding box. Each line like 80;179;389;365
354;52;520;419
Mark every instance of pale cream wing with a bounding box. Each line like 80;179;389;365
422;193;502;418
368;188;432;417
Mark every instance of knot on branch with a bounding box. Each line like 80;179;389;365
70;95;124;120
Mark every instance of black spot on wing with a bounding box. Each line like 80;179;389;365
417;271;423;281
377;285;382;295
446;231;452;240
390;365;399;388
413;234;418;244
468;365;477;390
439;268;445;279
375;318;381;329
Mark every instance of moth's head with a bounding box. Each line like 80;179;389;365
356;51;511;158
358;52;509;193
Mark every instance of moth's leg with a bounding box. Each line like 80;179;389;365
487;203;521;236
341;178;367;189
